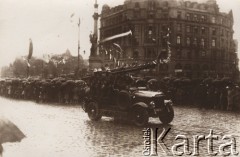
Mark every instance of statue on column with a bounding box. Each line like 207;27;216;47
90;33;98;57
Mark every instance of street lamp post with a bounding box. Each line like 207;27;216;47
78;18;81;75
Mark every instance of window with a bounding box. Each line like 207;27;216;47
148;0;155;10
134;11;140;18
221;29;224;36
212;28;216;35
187;51;191;59
177;24;181;32
193;38;197;46
194;14;198;21
201;51;206;57
186;13;190;20
176;50;182;59
177;36;181;44
221;39;224;48
163;13;168;18
212;39;216;47
186;37;191;46
212;50;217;60
201;27;205;34
212;16;216;23
135;2;140;8
177;11;182;19
134;25;140;45
148;29;153;35
182;51;187;58
201;15;205;22
194;26;198;34
186;26;190;33
145;25;155;43
148;12;155;18
163;1;168;7
201;38;205;47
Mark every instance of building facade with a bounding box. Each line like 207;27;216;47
94;0;239;79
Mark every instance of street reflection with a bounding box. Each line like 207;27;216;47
0;97;239;157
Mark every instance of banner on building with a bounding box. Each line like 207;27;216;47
100;30;132;43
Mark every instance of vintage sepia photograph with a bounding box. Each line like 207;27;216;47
0;0;240;156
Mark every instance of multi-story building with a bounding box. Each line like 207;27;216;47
92;0;239;79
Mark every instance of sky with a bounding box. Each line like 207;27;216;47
0;0;240;68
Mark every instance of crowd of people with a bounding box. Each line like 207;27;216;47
153;77;240;112
0;75;240;112
0;78;88;104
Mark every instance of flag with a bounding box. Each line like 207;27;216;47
167;27;171;34
70;13;75;18
113;43;123;54
28;39;33;60
166;27;172;61
22;56;27;61
27;60;31;67
62;59;66;64
22;56;31;67
100;30;132;43
78;18;80;27
43;54;50;63
113;43;122;50
163;28;171;38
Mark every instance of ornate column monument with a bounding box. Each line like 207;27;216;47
89;0;102;69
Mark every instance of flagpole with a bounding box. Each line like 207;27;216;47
27;39;33;78
42;55;44;78
27;59;29;78
78;18;80;74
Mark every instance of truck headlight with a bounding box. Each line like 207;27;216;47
149;101;155;108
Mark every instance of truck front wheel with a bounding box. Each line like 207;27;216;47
159;104;174;124
132;107;149;126
87;102;102;121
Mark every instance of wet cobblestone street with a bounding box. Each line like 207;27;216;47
0;96;240;157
